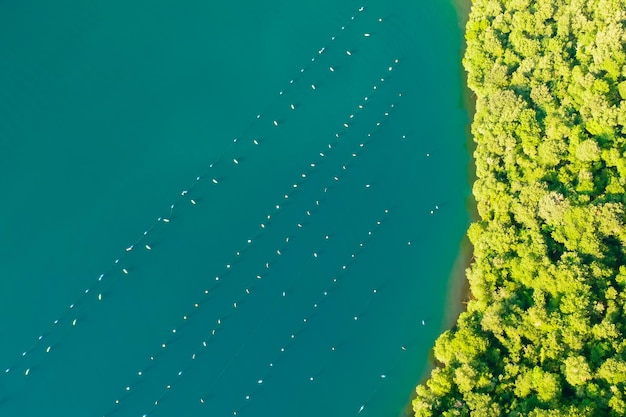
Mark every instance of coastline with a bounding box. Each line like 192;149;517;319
400;0;475;415
443;0;477;333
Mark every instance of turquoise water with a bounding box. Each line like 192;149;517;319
0;1;469;416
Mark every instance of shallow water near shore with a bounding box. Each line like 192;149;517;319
0;1;469;416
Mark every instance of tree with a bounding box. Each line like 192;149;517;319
414;0;626;415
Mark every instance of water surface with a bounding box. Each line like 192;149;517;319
0;1;469;416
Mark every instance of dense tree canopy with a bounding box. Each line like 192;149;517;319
414;0;626;415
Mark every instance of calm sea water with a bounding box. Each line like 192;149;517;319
0;1;469;416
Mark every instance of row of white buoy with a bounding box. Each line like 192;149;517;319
226;214;391;417
140;206;392;417
242;5;373;132
137;234;336;416
152;15;395;231
6;11;422;417
1;4;379;381
106;94;404;415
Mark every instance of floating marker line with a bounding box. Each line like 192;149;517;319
225;212;391;416
106;89;404;413
143;205;392;417
105;96;404;415
0;6;389;380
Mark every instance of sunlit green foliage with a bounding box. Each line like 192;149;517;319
414;0;626;415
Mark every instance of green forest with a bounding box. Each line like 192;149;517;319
413;0;626;415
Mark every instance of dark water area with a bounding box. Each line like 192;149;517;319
0;1;469;416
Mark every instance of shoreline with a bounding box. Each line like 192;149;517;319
400;0;475;415
443;0;477;332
